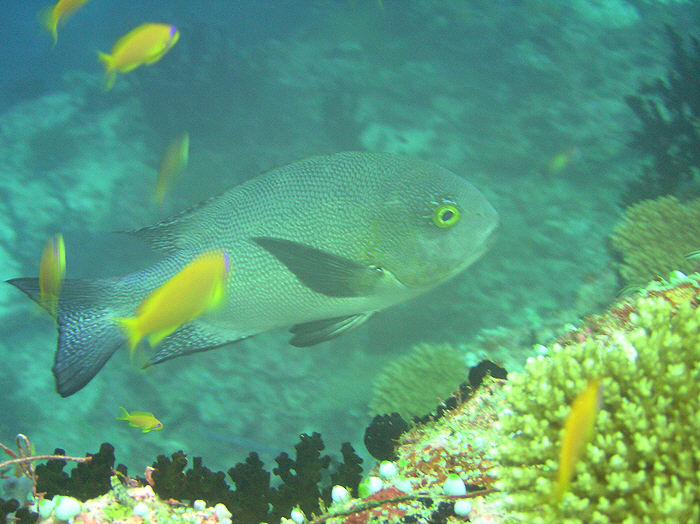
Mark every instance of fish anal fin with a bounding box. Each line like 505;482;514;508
251;236;383;297
289;313;373;347
145;322;244;366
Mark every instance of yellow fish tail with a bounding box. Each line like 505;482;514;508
40;294;59;318
97;50;112;69
551;474;569;504
113;316;143;353
116;407;129;421
104;72;116;91
50;24;58;49
97;51;116;90
39;7;59;48
152;187;166;206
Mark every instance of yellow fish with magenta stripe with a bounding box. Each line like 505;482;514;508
7;152;498;396
40;0;90;48
117;407;163;433
114;249;231;355
552;377;603;503
39;234;66;317
98;23;180;91
154;132;189;205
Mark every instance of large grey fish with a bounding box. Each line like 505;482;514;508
8;152;498;396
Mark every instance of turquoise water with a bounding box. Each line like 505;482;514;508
0;0;697;485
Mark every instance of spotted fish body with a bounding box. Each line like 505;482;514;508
8;152;498;396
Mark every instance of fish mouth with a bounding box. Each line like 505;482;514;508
484;219;500;250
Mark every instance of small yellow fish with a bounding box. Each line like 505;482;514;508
552;378;603;503
39;234;66;317
98;23;180;91
41;0;90;48
114;250;231;353
542;146;581;177
117;407;163;433
154;132;189;205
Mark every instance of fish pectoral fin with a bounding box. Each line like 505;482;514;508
147;325;179;348
145;49;168;65
289;312;374;347
251;236;384;297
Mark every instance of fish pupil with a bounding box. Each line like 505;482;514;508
441;210;454;222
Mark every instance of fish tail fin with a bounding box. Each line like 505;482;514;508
6;277;126;397
152;186;166;206
97;52;116;90
104;71;116;91
97;51;112;70
112;316;142;355
551;467;569;505
117;407;129;421
39;7;58;48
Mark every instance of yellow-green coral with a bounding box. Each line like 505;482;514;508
610;195;700;288
493;291;700;523
369;342;469;419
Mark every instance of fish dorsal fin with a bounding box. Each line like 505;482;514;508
289;313;374;347
127;214;191;254
251;236;385;297
126;193;220;253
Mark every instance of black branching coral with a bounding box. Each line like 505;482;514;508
622;26;700;206
270;432;332;520
1;435;364;524
34;443;127;501
227;451;273;522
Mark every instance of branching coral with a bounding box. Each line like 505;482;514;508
609;195;700;288
493;277;700;523
369;342;469;420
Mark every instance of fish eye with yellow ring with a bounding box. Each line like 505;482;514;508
432;201;461;229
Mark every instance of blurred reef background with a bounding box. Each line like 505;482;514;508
1;0;700;521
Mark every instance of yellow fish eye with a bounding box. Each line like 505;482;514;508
432;202;460;229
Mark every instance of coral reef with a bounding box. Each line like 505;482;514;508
623;26;700;205
1;433;364;524
44;478;232;523
363;413;410;462
368;342;469;420
492;273;700;523
298;376;505;524
609;195;700;287
271;432;332;519
35;443;128;501
8;273;700;523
